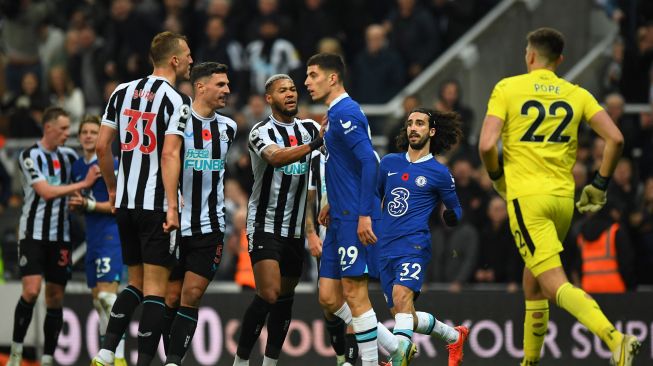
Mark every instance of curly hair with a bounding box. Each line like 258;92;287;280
395;108;463;155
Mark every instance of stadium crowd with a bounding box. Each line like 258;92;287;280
0;0;652;296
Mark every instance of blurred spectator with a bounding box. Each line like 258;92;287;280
195;16;245;105
630;176;653;284
294;0;338;61
384;94;421;154
245;0;292;43
198;0;237;46
475;196;522;291
602;38;624;96
103;0;161;81
316;37;344;56
37;18;66;91
428;0;484;49
161;0;191;36
576;203;636;293
637;109;653;179
607;157;637;219
241;94;271;130
244;17;301;94
350;24;404;104
48;65;85;131
450;158;486;227
434;79;474;147
177;80;193;98
1;0;52;95
67;25;107;115
620;23;653;102
4;72;48;138
604;93;639;159
590;137;606;172
385;0;440;79
102;79;119;104
429;220;479;292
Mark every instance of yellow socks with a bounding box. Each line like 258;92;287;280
522;299;549;364
555;282;623;351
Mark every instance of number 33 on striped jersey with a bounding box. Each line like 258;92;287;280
121;108;158;154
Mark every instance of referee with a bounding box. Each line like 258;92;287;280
233;74;323;366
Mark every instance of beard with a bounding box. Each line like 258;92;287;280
274;101;298;117
408;134;430;150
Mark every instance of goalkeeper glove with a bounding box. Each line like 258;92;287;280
576;171;609;213
488;167;506;200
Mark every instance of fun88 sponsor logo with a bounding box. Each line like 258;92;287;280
275;162;308;176
184;149;225;171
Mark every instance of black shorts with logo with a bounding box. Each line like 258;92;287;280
18;239;72;285
169;231;224;281
115;208;178;267
248;231;304;278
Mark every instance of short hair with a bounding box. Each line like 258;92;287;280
306;53;346;83
395;108;462;155
190;62;228;84
149;31;188;67
264;74;292;93
527;27;564;62
78;114;101;135
42;106;69;125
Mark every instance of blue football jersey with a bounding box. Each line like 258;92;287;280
377;153;462;258
71;156;120;234
324;93;381;220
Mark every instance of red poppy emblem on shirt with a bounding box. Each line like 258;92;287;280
401;173;409;181
53;159;61;170
202;129;212;141
289;135;298;146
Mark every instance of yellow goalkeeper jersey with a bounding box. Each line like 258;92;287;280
486;69;604;200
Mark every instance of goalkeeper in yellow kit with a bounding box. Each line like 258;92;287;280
479;27;641;366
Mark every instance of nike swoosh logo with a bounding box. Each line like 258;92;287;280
340;120;352;129
110;312;125;318
388;172;398;176
341;265;352;271
399;277;412;281
137;331;152;337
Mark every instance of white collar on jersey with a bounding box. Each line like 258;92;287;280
269;114;296;126
84;153;98;164
37;141;56;153
328;92;349;110
191;106;216;121
405;152;434;164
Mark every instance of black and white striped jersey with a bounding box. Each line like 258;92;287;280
18;142;78;242
169;109;237;237
308;150;327;240
247;116;320;239
102;75;192;211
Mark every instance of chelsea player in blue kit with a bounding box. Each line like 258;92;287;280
305;53;382;366
377;109;469;366
70;115;127;366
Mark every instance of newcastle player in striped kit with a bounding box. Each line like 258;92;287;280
161;62;236;366
233;74;323;366
92;31;193;366
8;107;100;366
